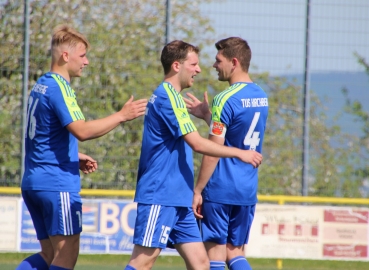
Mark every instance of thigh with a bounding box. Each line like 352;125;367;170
228;204;255;246
169;207;202;246
133;203;178;249
201;201;230;244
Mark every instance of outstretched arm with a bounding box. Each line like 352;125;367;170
184;91;212;126
67;95;147;141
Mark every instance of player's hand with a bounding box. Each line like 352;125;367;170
192;191;204;219
120;95;148;122
184;91;211;120
240;150;263;168
78;153;98;174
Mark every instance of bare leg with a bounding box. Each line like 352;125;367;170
175;242;210;270
126;244;162;270
39;238;54;266
49;234;80;269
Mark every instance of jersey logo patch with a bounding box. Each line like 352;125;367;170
211;121;224;135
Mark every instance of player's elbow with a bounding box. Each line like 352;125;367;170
189;140;203;153
184;132;206;153
66;121;94;142
73;132;90;142
69;128;93;141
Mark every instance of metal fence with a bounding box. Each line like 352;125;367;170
0;0;368;196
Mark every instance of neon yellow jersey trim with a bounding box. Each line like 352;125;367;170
211;83;246;122
51;74;85;121
163;82;196;135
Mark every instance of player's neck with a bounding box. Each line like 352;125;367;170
229;73;252;85
50;65;71;83
163;78;182;93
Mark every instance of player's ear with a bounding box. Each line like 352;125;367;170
232;58;238;68
62;51;69;62
172;61;180;72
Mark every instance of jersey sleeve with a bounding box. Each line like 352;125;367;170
209;95;233;138
209;83;247;137
49;74;85;127
161;83;197;138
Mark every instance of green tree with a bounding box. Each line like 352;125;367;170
340;52;369;197
1;1;367;197
0;0;214;188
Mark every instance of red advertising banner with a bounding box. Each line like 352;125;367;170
324;210;368;224
323;244;367;258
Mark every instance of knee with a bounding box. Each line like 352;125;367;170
198;256;210;270
40;250;54;266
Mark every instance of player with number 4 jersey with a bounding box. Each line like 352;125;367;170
124;40;263;270
185;37;268;270
204;82;268;206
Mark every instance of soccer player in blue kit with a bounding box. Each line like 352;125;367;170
124;40;263;270
185;37;269;270
17;25;147;270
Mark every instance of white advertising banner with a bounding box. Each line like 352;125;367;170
246;204;369;261
1;195;368;261
0;197;19;250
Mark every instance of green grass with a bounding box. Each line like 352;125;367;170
1;252;369;270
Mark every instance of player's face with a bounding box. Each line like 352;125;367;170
213;51;233;82
178;51;201;89
68;42;89;78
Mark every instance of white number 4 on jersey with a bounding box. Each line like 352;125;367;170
243;112;261;151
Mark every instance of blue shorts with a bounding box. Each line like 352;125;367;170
22;190;83;240
133;203;202;249
201;202;255;246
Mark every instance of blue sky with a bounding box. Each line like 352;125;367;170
200;0;369;76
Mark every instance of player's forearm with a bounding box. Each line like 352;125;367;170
194;155;219;193
192;135;242;159
203;111;212;126
69;113;124;141
78;152;88;160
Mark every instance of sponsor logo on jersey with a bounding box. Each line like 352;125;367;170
213;111;220;122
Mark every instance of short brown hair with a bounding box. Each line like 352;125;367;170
215;37;251;72
51;24;90;51
161;40;199;75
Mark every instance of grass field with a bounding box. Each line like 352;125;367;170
1;253;369;270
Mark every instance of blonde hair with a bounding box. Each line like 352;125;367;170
51;24;90;51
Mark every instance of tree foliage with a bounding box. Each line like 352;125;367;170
340;52;369;197
0;0;367;197
0;0;214;188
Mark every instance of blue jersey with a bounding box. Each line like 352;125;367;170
22;72;85;192
202;82;268;205
134;82;197;207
